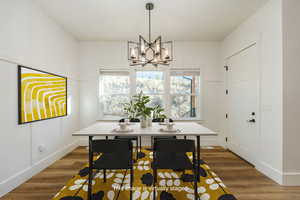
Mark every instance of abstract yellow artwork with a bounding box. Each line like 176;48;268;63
18;66;67;124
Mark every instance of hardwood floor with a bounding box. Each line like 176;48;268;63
1;147;300;200
202;148;300;200
1;147;88;200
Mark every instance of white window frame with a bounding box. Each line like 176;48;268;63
98;67;202;121
98;69;131;120
169;68;201;120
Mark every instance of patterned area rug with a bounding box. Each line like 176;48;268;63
52;148;236;200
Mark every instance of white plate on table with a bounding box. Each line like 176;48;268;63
159;122;174;126
112;128;134;133
159;128;181;133
119;122;134;125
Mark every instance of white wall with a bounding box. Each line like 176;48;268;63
0;0;80;196
282;0;300;185
79;41;222;145
221;0;283;184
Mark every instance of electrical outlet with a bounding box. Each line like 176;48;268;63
38;145;46;153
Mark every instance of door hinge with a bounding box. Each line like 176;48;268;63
226;89;228;95
226;113;228;119
225;137;228;142
224;66;228;71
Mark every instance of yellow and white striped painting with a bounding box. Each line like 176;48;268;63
18;66;67;124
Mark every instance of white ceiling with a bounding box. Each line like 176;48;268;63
35;0;268;41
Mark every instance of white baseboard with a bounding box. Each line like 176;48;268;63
256;161;300;186
256;161;283;185
0;140;80;197
282;172;300;186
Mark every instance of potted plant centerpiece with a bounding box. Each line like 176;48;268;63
123;99;137;120
123;92;168;128
123;92;153;128
133;92;153;128
152;105;167;120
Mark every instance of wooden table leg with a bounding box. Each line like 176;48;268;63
196;136;200;182
88;136;93;200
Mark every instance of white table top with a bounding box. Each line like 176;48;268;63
72;122;216;137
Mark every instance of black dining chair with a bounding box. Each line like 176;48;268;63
115;118;141;160
88;139;134;200
151;118;177;147
152;118;174;123
152;139;198;200
119;118;140;123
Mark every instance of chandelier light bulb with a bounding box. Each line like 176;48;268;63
164;49;170;59
141;43;145;55
155;43;160;55
130;48;136;59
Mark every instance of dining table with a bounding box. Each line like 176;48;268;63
72;121;216;200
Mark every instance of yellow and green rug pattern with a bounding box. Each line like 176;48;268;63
52;148;236;200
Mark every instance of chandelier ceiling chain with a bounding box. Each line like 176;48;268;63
127;2;173;67
148;3;151;42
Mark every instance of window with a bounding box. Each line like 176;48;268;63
136;71;164;108
170;70;200;119
99;68;201;120
99;70;130;118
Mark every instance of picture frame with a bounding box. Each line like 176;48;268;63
18;65;68;124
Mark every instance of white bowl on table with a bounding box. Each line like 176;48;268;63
113;123;133;133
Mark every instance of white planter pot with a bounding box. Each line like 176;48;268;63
140;118;147;128
147;118;152;127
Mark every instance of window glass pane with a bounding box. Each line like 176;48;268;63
171;95;197;119
171;75;199;94
136;71;164;94
102;95;129;116
100;75;129;94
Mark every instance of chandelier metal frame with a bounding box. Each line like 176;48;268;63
127;2;173;67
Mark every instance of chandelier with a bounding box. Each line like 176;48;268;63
127;3;173;67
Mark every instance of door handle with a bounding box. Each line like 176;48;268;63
247;119;256;123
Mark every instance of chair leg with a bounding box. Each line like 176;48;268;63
130;168;133;200
194;168;198;200
103;169;106;183
153;169;157;200
88;168;92;200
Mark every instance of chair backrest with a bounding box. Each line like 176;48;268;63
91;139;132;153
152;118;174;123
154;139;195;153
119;118;140;123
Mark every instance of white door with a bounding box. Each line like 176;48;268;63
227;44;259;165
